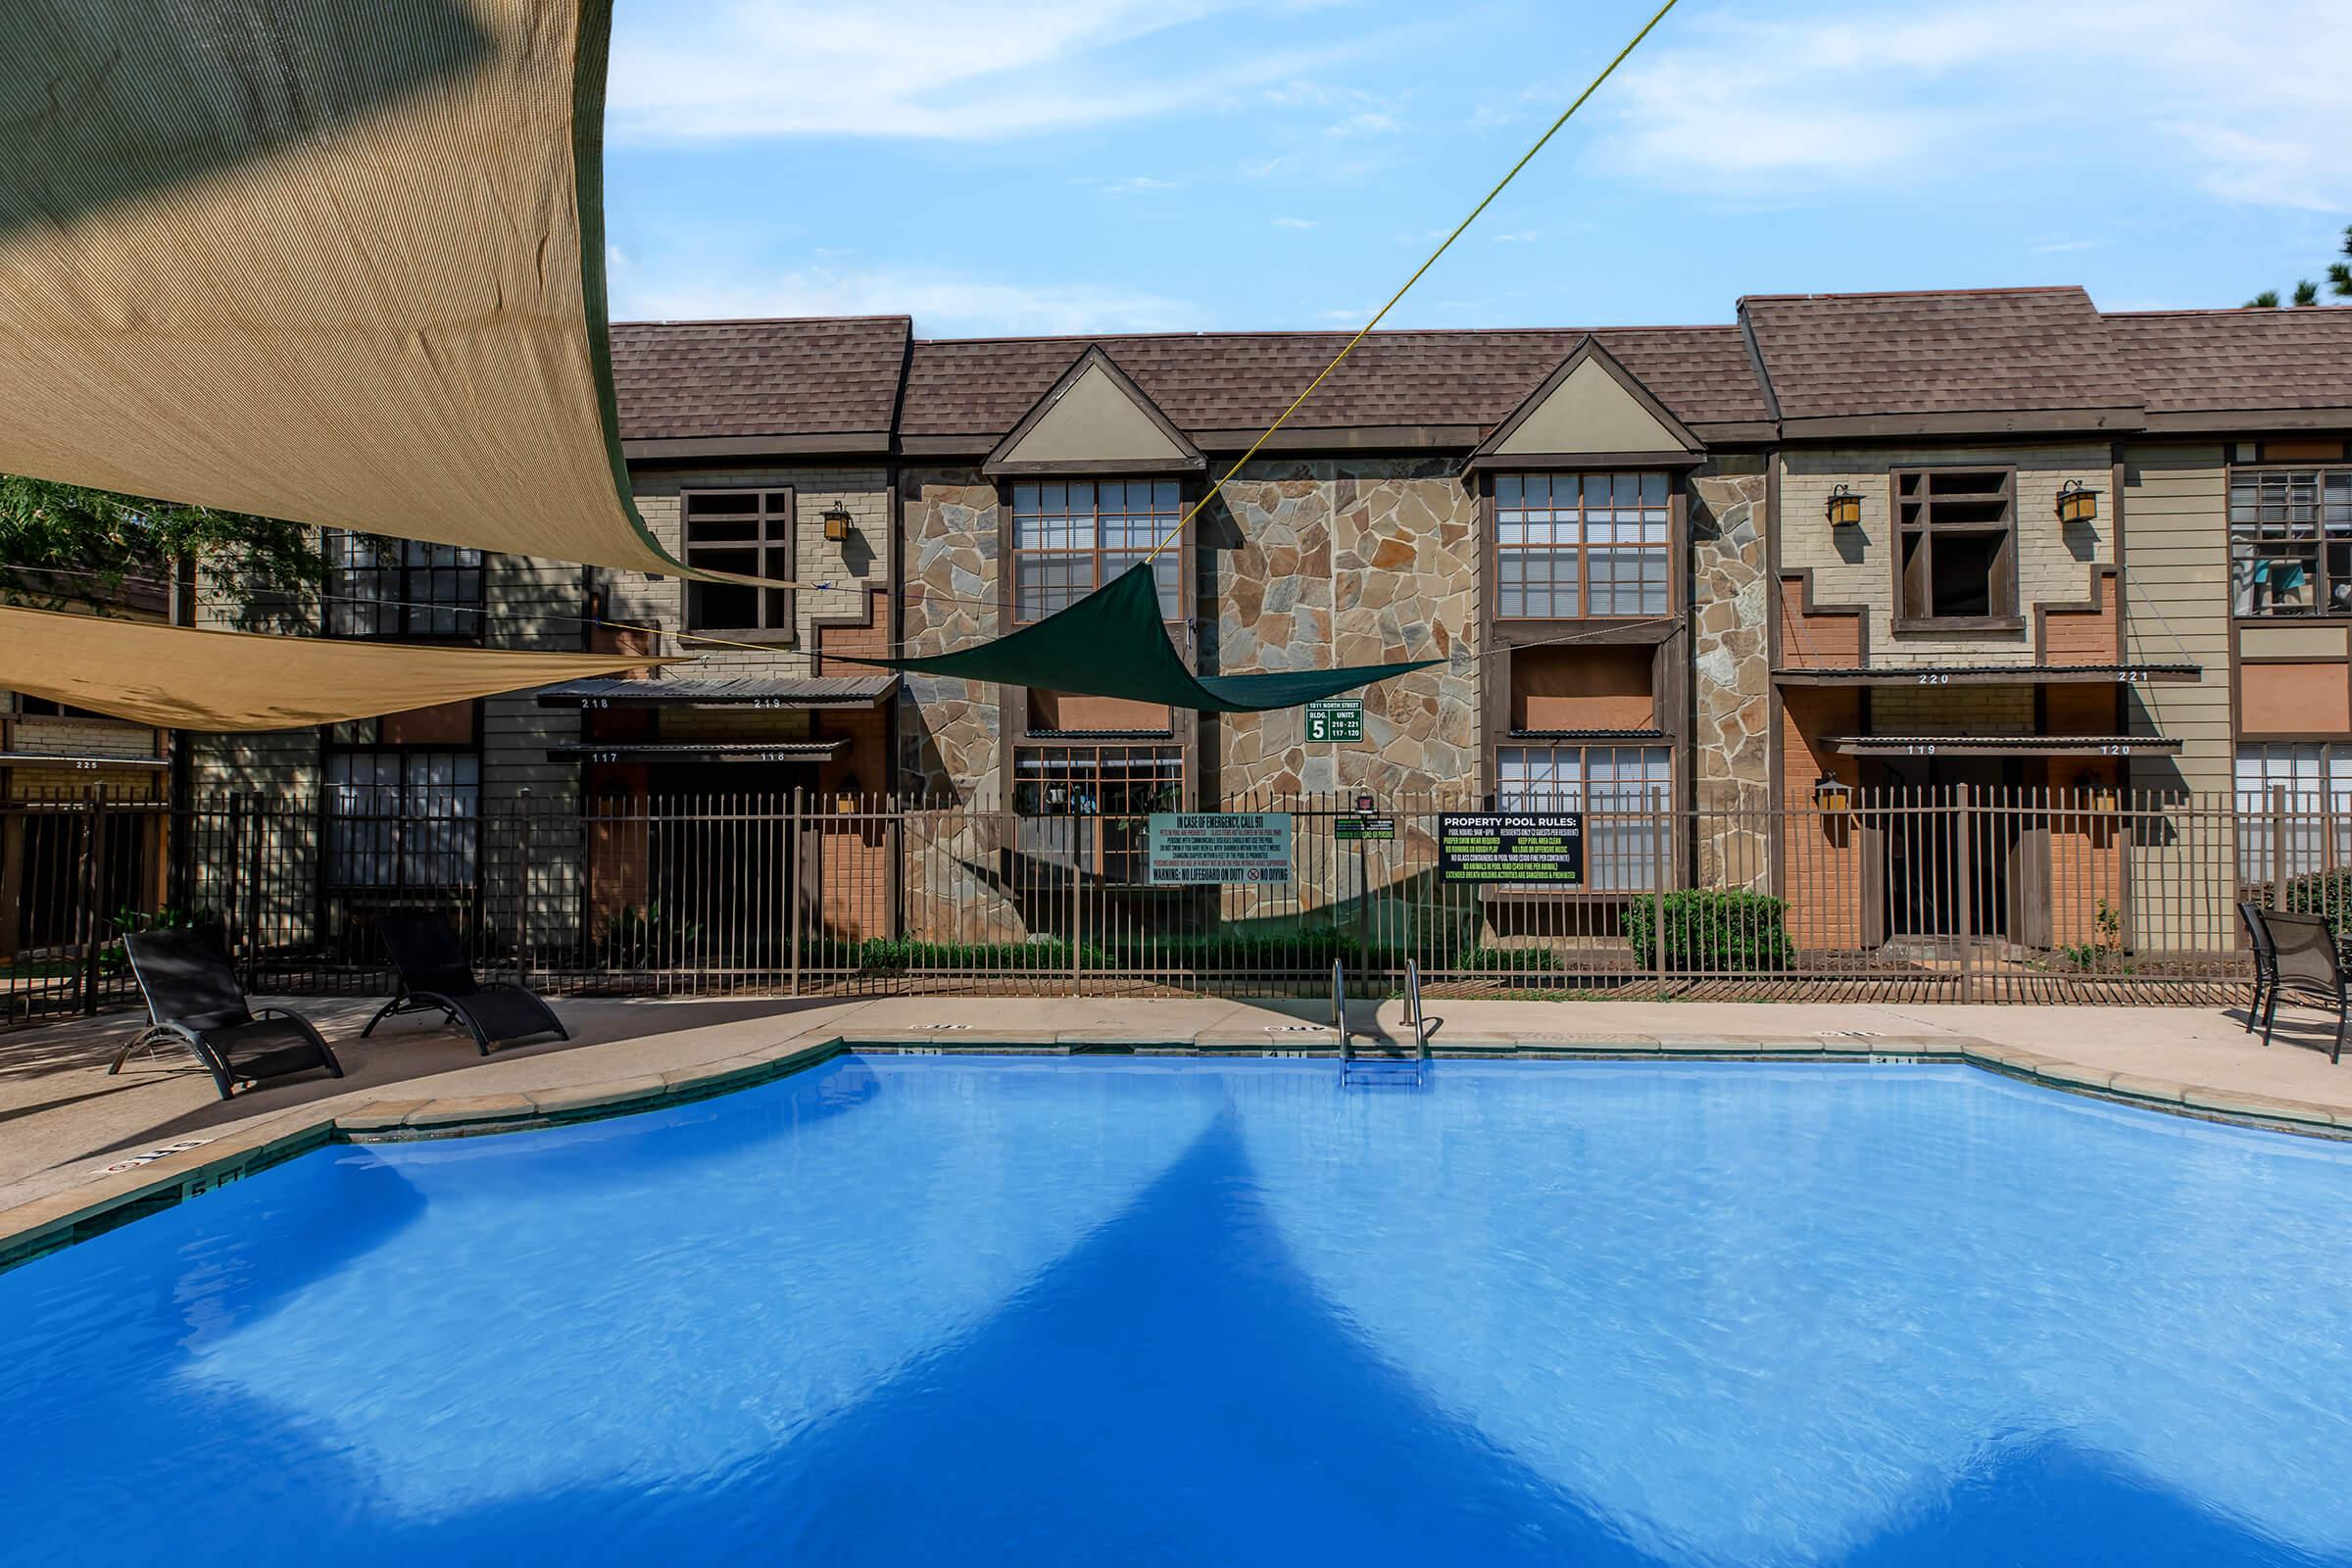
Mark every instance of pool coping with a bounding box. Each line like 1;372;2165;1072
4;1028;2347;1276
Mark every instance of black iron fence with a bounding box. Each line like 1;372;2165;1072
3;785;2331;1027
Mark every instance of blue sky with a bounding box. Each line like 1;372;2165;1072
601;0;2351;337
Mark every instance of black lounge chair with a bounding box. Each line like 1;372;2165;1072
362;910;567;1054
111;926;342;1100
2238;900;2278;1033
2254;908;2349;1064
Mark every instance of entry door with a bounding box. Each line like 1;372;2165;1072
1875;759;2015;940
645;761;817;965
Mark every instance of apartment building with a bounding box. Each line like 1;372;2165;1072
158;286;2352;956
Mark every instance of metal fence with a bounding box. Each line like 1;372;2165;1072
6;784;2339;1027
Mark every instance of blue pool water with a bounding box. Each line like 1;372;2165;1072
5;1057;2352;1566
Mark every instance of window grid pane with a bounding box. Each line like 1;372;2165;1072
1494;744;1668;891
324;529;482;640
1011;480;1184;621
684;491;793;631
2232;467;2351;616
1495;471;1669;620
1011;743;1186;882
325;750;481;889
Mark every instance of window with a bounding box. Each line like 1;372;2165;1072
682;489;797;634
1011;481;1182;622
1892;467;2017;626
324;750;480;888
2230;468;2352;616
1012;743;1184;882
324;531;482;639
1495;744;1670;891
2235;742;2352;883
1494;472;1671;619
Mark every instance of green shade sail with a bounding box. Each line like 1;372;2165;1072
853;564;1442;713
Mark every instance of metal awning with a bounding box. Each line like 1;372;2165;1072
1776;663;2199;686
536;675;898;710
1505;728;1670;742
1830;734;2182;758
547;741;847;764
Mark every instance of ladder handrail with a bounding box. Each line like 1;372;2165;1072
1332;956;1349;1054
1405;957;1429;1064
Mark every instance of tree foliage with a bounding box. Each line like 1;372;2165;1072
2246;222;2352;309
0;473;320;629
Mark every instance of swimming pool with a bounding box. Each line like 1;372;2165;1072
4;1055;2349;1566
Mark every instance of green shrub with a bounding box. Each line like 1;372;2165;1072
1623;889;1793;972
852;936;1113;972
2283;869;2352;931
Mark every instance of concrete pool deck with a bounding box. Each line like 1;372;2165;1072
5;990;2350;1270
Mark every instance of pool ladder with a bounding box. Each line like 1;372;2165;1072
1337;958;1431;1087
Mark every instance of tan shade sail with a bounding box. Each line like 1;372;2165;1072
0;0;698;579
0;606;675;731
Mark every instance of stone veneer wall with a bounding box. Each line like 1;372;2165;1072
1687;458;1772;891
1206;458;1479;917
897;468;1019;942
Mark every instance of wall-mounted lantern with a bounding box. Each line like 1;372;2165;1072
1813;774;1851;812
2055;479;2098;526
1825;484;1862;528
821;501;856;543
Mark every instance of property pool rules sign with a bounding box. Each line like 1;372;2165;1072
1437;812;1585;885
1147;811;1294;885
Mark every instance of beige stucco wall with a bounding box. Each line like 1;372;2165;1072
1778;443;2116;667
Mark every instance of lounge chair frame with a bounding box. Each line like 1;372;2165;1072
361;910;568;1055
110;926;343;1100
2237;899;2278;1034
2252;906;2350;1064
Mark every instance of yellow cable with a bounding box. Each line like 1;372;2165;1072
1141;0;1682;567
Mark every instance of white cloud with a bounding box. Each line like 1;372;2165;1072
607;251;1195;335
1491;230;1539;244
2031;237;2100;255
1273;216;1318;229
1600;0;2352;210
609;0;1333;141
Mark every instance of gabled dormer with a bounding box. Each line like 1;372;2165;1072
983;345;1204;477
1464;334;1704;473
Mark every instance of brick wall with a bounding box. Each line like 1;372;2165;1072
1779;444;2116;668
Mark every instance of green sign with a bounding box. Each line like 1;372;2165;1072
1336;814;1396;843
1303;698;1363;743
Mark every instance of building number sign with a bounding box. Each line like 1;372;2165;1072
1303;698;1364;744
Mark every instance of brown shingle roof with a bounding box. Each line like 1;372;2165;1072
1740;287;2139;422
900;325;1769;441
2104;308;2352;416
610;316;908;440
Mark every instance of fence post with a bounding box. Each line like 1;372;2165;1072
788;787;803;999
1955;782;1977;1004
1650;786;1667;996
2271;785;2288;906
1069;817;1084;998
78;788;104;1015
515;789;534;991
240;793;263;995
